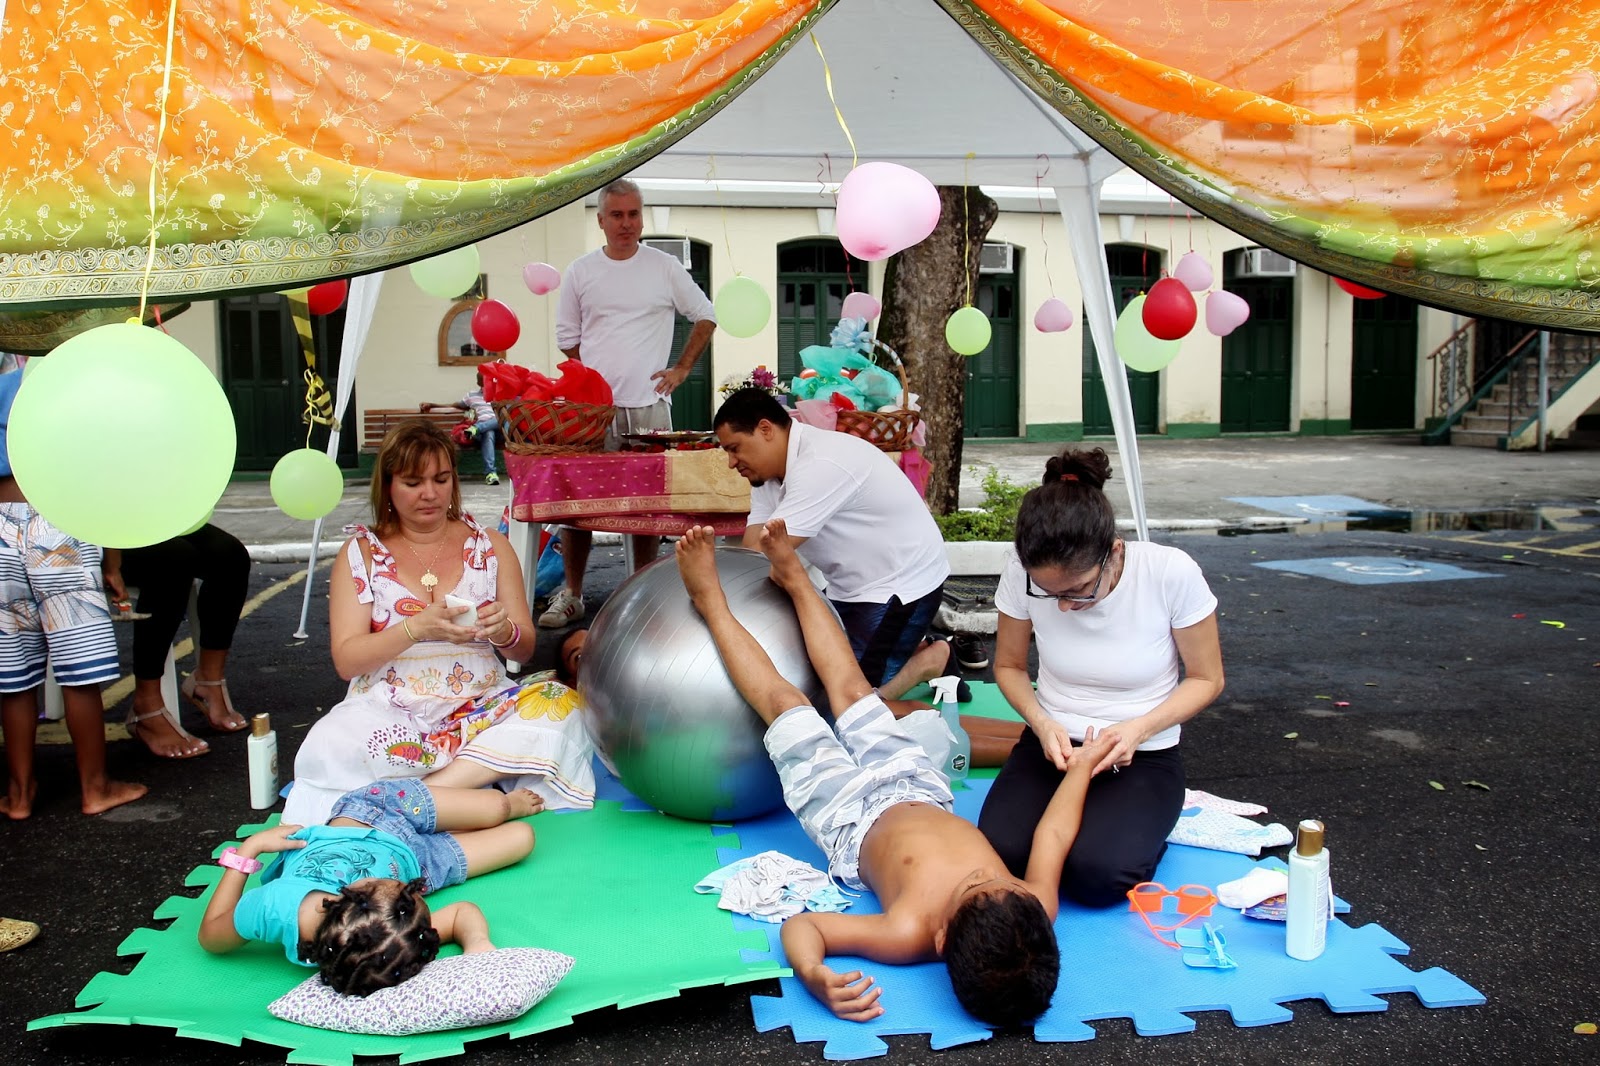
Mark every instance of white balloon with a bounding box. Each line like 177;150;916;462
836;163;941;261
1174;252;1215;292
1205;289;1252;337
1032;297;1074;333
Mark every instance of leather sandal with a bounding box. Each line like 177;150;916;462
125;704;210;759
181;675;248;733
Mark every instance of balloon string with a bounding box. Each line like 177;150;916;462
707;156;737;275
810;33;857;169
138;0;182;323
1035;154;1054;297
963;153;974;308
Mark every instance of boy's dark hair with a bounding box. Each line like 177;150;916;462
713;387;791;434
301;877;441;996
942;888;1060;1027
1014;446;1116;573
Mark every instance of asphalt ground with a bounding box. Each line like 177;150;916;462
3;510;1598;1066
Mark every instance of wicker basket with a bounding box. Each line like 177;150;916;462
494;398;616;456
834;339;921;451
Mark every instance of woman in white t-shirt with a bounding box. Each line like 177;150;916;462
976;447;1224;906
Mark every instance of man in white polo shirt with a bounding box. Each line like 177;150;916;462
540;177;718;629
714;387;952;697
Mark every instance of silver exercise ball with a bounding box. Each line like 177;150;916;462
579;546;832;822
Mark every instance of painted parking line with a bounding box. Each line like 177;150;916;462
1254;555;1502;586
1226;495;1401;520
1416;530;1600;561
34;563;322;746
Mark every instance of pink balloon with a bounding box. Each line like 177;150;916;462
1205;289;1252;337
522;262;561;295
841;291;881;321
1173;252;1214;292
1141;277;1197;341
1033;297;1074;333
471;299;521;351
836;162;941;262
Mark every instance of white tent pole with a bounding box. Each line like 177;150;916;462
294;273;386;638
1055;180;1150;541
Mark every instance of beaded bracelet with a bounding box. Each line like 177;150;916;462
488;621;521;649
402;620;418;642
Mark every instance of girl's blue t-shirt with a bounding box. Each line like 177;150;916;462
232;825;421;964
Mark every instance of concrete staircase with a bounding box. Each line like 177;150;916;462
1449;333;1600;448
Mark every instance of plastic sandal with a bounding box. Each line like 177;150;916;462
180;675;248;733
125;705;209;759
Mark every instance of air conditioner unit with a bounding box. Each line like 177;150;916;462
642;237;692;269
978;241;1014;274
1235;247;1297;277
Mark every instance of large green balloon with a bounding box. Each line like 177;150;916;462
270;448;345;521
713;276;771;338
409;245;482;300
1114;295;1182;373
9;323;236;548
945;305;992;356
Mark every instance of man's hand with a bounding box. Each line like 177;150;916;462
798;962;885;1022
651;364;689;396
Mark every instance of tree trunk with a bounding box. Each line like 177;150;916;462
877;186;999;515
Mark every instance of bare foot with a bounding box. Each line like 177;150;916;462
900;638;952;686
507;788;545;819
0;779;37;820
81;779;148;816
675;525;726;610
758;518;809;592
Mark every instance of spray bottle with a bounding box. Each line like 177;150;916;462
247;713;279;810
1285;818;1332;960
927;675;970;784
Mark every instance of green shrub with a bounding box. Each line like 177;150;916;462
936;467;1027;542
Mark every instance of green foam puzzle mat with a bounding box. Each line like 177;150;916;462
29;800;784;1064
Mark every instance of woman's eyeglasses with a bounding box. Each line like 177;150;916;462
1026;546;1113;603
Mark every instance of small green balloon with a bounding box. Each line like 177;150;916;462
182;510;213;536
1113;294;1182;373
270;448;345;521
945;305;992;356
713;276;771;339
9;323;236;548
409;245;482;300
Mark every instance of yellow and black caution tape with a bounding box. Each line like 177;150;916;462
285;290;336;442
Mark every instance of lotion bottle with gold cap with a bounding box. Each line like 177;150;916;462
247;713;278;810
1285;818;1331;960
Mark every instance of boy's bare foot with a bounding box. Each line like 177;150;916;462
507;788;545;819
81;779;148;816
900;638;952;686
758;519;809;592
0;779;37;820
675;526;726;610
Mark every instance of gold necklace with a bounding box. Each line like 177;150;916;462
399;534;450;601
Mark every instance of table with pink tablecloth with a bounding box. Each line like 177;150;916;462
506;449;751;536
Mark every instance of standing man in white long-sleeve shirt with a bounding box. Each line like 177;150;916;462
539;178;718;629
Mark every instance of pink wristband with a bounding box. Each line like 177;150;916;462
219;846;263;875
488;621;521;649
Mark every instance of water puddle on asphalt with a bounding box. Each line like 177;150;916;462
1213;505;1600;537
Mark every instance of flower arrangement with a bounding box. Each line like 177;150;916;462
718;364;790;400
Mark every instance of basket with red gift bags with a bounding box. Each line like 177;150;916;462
489;359;616;455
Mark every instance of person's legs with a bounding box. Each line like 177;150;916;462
474;418;499;474
975;726;1064;877
756;520;876;716
0;690;38;819
62;685;146;815
180;525;251;730
118;537;197;680
1060;746;1184;907
452;822;536;877
537;528;591;627
427;783;543;829
627;534;662;572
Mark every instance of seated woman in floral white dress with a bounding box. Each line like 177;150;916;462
282;421;594;827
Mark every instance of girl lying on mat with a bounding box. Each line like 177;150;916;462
675;521;1115;1028
198;779;538;995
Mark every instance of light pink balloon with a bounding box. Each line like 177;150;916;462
522;262;561;295
1174;251;1214;292
836;162;941;262
1033;297;1074;333
1205;289;1252;337
841;291;881;321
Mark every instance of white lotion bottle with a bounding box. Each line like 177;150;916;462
1285;818;1331;960
247;713;279;810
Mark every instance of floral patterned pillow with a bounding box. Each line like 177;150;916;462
268;947;574;1034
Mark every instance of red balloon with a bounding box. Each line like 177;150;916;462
1141;277;1198;341
306;280;348;316
1334;277;1386;299
471;299;521;352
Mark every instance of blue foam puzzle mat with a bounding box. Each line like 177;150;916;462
1254;556;1502;586
719;778;1483;1059
1226;495;1403;519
